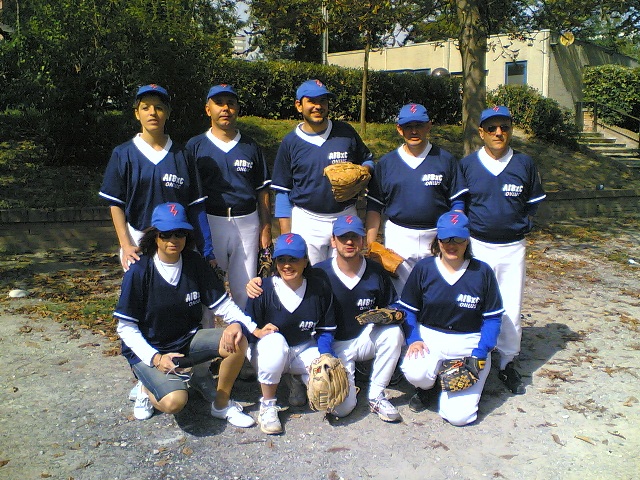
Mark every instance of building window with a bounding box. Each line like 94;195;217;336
505;61;527;85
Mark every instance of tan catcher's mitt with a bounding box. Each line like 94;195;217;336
307;354;350;412
323;162;371;202
438;357;486;392
365;241;404;278
355;307;405;326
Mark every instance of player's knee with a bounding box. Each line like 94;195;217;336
441;405;477;426
157;390;188;414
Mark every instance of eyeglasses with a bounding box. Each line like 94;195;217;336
438;237;468;244
276;256;303;264
483;124;511;134
158;230;188;240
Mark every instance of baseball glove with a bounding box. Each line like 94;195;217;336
365;241;404;278
257;243;274;278
438;357;486;392
323;163;371;203
355;307;405;326
307;354;350;412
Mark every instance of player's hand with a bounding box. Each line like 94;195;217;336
156;352;184;374
246;277;263;299
209;259;218;269
221;323;243;353
121;244;141;270
405;341;429;359
252;323;279;339
464;356;486;378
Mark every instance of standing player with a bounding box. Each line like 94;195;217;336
271;79;374;266
186;84;272;309
365;103;466;292
248;215;404;422
459;106;546;394
99;84;215;271
400;212;503;426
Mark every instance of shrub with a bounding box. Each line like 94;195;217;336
488;84;578;148
583;65;640;130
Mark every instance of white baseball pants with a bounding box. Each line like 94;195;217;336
332;324;404;417
401;326;491;426
384;220;436;293
470;238;526;369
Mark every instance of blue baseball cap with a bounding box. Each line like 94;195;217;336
207;84;238;100
397;103;430;125
296;79;336;101
333;215;365;237
151;203;194;232
437;212;470;239
273;233;307;259
136;84;170;103
479;106;512;125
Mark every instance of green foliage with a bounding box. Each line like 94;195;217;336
488;85;579;148
583;65;640;129
0;0;239;165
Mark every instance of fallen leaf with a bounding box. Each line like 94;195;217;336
608;431;626;439
552;434;565;446
40;474;51;478
327;447;350;453
429;441;450;451
517;407;526;413
575;435;596;445
182;447;193;456
154;459;169;467
499;454;517;459
623;396;638;407
78;342;100;348
18;325;33;333
0;459;9;467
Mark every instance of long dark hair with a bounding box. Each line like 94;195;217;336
430;237;473;260
139;227;196;256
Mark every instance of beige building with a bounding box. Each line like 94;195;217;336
328;30;638;111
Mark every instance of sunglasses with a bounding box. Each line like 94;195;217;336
276;256;303;264
438;237;468;244
483;124;511;134
158;230;188;240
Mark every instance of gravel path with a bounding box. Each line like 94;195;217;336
1;222;639;480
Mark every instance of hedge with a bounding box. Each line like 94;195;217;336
0;58;462;166
488;84;579;148
583;65;640;130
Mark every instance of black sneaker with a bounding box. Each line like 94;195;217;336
498;362;526;395
408;387;437;413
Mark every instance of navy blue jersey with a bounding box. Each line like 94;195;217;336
314;258;398;341
185;132;271;216
271;120;373;213
366;145;467;229
459;150;546;243
99;139;205;231
114;250;228;365
244;271;337;346
400;256;503;334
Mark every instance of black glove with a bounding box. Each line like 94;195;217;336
464;356;486;378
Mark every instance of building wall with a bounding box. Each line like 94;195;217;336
328;30;638;111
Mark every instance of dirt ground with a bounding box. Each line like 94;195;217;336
1;219;639;480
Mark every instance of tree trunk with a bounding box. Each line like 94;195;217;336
457;0;487;156
359;35;370;134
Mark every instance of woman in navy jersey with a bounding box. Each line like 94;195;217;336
244;233;339;434
115;202;254;427
100;84;214;271
399;212;504;426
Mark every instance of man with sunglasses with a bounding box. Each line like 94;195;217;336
459;106;546;395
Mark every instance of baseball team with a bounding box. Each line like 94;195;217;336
101;79;546;434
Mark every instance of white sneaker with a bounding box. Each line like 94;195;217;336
258;403;283;434
128;381;141;401
368;393;401;422
211;400;255;428
134;388;154;421
284;374;307;407
190;375;217;403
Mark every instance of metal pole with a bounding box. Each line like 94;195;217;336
321;1;328;65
